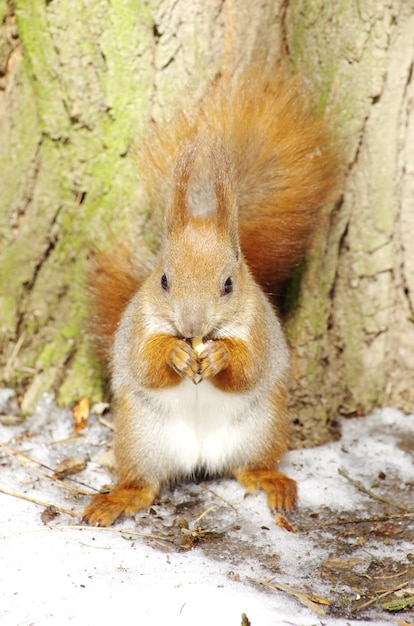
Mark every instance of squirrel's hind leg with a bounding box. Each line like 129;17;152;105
235;468;297;513
81;481;159;527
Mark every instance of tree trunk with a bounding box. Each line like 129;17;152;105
284;0;414;445
1;1;413;447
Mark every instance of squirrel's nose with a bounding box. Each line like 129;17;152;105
178;309;208;339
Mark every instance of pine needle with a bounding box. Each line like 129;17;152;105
338;468;414;512
0;442;97;495
256;578;331;615
356;579;414;612
0;486;78;518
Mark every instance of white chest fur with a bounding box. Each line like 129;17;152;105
140;378;262;480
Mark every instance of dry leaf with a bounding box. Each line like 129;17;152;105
395;588;414;597
322;557;365;571
258;579;331;615
308;593;333;606
72;397;90;432
54;457;87;478
275;513;297;532
41;505;60;524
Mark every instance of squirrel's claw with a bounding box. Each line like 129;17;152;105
198;340;230;380
169;339;200;381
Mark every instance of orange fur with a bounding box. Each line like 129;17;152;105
141;68;338;294
235;469;297;512
208;338;260;392
235;384;296;511
88;68;338;356
82;481;159;527
87;244;149;361
138;334;193;388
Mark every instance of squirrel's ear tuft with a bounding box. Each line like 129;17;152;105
166;139;199;233
211;141;240;256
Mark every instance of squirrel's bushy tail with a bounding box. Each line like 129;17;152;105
87;244;149;361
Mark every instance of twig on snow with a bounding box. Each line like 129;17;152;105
52;524;175;549
0;486;78;518
255;578;331;615
0;442;97;495
356;578;414;612
337;468;414;512
307;511;414;529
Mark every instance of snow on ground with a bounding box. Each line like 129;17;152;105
0;389;413;626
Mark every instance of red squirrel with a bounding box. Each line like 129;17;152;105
82;68;337;526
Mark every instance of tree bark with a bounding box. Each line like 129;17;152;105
0;0;156;410
0;1;413;447
284;0;414;445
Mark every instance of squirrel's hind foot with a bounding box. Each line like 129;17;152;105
81;481;159;527
236;468;297;513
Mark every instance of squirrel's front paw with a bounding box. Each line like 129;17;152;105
169;339;200;382
198;340;230;380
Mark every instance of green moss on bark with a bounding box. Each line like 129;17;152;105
0;0;155;410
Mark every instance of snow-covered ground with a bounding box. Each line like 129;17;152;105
0;389;413;626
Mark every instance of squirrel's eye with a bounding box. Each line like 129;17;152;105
161;273;168;291
223;277;233;295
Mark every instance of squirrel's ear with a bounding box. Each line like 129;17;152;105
166;139;199;233
212;142;240;256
